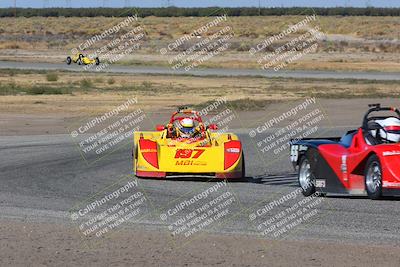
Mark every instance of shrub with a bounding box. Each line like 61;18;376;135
28;86;46;95
94;77;104;83
46;73;58;82
28;86;65;95
107;78;115;85
80;78;93;88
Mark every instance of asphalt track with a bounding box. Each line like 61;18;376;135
1;60;400;80
1;128;400;246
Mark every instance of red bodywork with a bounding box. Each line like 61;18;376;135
317;128;400;192
292;104;400;197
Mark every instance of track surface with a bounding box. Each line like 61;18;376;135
1;129;400;246
1;60;400;80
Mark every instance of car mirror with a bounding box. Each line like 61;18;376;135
208;124;218;130
156;125;165;131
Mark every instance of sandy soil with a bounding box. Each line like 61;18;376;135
0;218;399;267
1;98;400;136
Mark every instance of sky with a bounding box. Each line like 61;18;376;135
1;0;399;8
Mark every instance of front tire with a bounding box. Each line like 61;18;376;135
66;56;72;65
365;154;382;200
95;57;100;65
133;147;138;175
240;153;245;179
298;156;316;196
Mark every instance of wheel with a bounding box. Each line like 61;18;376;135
133;147;138;175
298;156;316;196
365;154;382;200
66;56;72;65
95;57;100;65
241;152;245;179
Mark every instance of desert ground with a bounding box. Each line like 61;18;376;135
2;98;400;266
0;15;399;72
1;10;400;266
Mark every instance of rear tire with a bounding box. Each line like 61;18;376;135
241;153;245;179
298;156;316;196
365;154;382;200
95;57;100;65
66;56;72;65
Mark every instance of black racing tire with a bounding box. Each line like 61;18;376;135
66;56;72;65
133;146;138;175
241;152;245;179
95;57;100;65
298;156;316;197
364;154;383;200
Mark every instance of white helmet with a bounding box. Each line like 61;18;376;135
178;118;195;138
372;117;400;143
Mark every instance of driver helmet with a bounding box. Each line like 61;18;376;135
178;118;195;138
372;117;400;143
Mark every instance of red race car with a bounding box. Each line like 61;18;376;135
290;104;400;199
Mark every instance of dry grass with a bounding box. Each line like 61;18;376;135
1;16;399;72
2;16;399;54
0;70;398;115
4;16;399;41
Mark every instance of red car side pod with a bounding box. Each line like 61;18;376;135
224;140;242;170
139;139;159;169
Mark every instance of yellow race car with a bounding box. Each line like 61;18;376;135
66;52;100;65
133;108;245;179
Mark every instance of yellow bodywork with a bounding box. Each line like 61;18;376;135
133;129;243;176
71;53;82;63
68;53;99;65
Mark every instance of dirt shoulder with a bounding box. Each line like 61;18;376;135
0;218;399;267
1;98;400;136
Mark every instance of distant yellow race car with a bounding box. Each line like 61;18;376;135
66;52;100;65
133;108;245;179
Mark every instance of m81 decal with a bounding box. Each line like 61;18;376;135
175;160;207;166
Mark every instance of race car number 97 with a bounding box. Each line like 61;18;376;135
174;149;205;159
